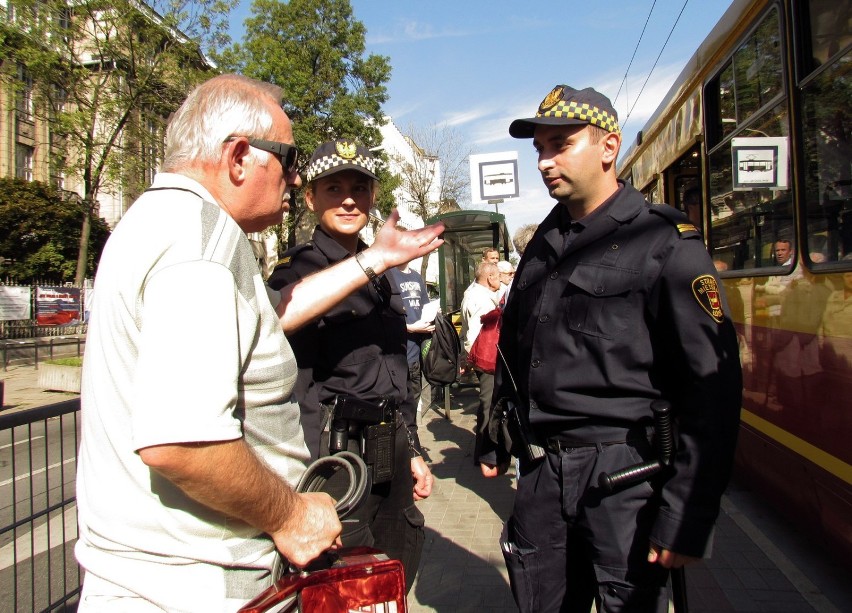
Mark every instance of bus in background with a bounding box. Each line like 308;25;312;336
617;0;851;563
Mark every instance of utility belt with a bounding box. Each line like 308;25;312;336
541;425;655;453
494;398;676;492
323;395;399;485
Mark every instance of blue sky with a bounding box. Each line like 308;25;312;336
228;0;735;237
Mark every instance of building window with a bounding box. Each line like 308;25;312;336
16;143;34;181
16;63;34;122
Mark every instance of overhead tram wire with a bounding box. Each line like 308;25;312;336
613;0;659;106
621;0;691;134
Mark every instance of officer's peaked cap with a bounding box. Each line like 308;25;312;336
305;139;379;184
509;85;620;139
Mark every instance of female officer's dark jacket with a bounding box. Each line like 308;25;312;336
483;181;742;558
267;226;409;459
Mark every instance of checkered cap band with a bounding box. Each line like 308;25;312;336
538;100;620;134
305;153;377;183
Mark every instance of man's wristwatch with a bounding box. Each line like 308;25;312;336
355;251;377;281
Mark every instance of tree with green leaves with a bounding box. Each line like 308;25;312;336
0;0;235;285
224;0;395;249
0;178;110;282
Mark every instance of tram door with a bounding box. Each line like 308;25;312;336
665;145;704;234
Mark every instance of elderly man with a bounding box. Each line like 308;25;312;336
75;74;443;611
496;260;515;302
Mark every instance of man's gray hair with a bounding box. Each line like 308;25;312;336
475;261;498;281
512;223;539;256
162;74;285;171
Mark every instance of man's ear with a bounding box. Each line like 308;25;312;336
601;131;621;165
226;138;252;183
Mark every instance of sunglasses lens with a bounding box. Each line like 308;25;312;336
285;148;298;172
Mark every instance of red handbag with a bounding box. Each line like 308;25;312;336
238;547;407;613
467;307;502;374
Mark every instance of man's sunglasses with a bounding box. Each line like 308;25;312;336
227;136;299;173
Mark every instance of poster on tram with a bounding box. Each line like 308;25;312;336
731;136;789;191
0;286;32;321
35;286;82;326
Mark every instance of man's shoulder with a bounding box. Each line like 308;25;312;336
463;283;495;307
645;204;702;240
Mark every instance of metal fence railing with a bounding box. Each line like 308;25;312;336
1;336;86;371
1;322;88;341
0;399;82;612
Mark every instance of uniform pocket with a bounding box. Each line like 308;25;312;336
402;503;425;592
500;517;540;611
566;263;639;339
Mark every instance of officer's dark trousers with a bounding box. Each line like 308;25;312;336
502;442;669;612
334;416;425;593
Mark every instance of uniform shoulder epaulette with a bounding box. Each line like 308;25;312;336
273;242;314;270
648;204;702;239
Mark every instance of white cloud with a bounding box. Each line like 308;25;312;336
367;20;473;44
439;107;492;128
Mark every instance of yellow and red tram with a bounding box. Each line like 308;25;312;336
617;0;851;562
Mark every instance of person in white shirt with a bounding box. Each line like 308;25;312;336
460;261;501;464
76;73;444;612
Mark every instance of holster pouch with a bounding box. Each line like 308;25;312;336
362;421;395;484
491;398;545;464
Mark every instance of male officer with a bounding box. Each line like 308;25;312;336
478;85;742;612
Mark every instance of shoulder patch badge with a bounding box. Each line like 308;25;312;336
276;256;292;267
692;274;724;323
676;223;699;235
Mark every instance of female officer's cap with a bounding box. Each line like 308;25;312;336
509;85;620;138
305;139;379;184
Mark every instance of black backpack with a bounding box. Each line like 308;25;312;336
421;312;461;386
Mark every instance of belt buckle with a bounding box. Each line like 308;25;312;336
546;438;571;453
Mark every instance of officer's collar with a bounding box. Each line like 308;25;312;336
311;225;368;262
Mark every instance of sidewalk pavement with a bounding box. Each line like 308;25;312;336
0;363;79;413
2;366;850;612
410;384;851;612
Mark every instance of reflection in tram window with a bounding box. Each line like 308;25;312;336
708;103;791;271
804;0;852;72
711;7;783;142
801;49;851;263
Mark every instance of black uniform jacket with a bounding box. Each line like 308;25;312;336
267;226;409;459
486;181;742;557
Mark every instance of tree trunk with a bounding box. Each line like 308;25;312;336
74;202;92;286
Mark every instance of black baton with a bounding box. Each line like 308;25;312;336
598;400;689;613
598;400;673;492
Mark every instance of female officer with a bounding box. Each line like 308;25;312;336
267;139;432;592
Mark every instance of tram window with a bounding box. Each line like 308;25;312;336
708;102;792;272
707;7;783;147
642;184;660;205
801;47;852;264
803;0;852;73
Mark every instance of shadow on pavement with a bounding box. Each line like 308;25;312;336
411;386;519;611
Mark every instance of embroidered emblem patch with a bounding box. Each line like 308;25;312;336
277;256;292;267
539;85;564;112
335;140;357;159
676;223;699;234
692;274;724;323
